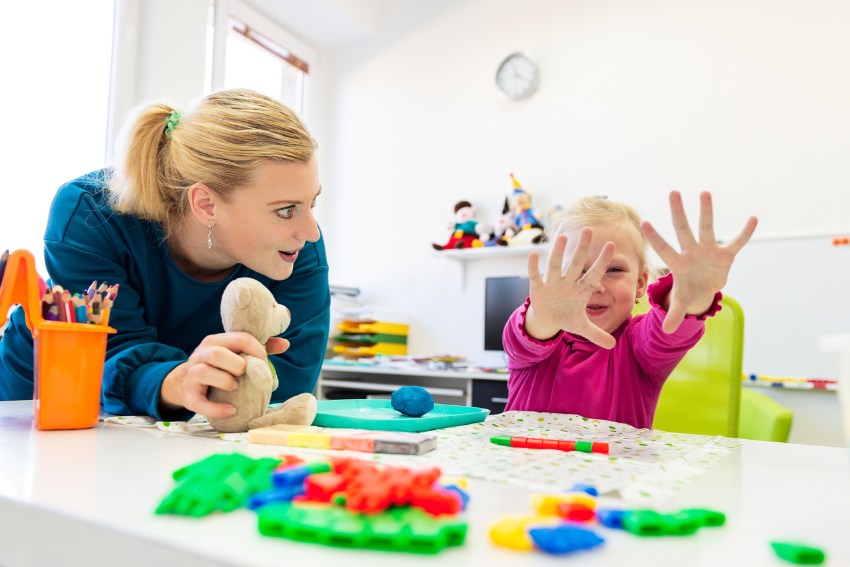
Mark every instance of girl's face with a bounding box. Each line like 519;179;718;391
213;157;321;281
564;222;648;334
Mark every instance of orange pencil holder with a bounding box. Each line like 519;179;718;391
0;250;116;430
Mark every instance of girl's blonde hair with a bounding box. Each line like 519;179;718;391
107;88;316;237
547;197;648;269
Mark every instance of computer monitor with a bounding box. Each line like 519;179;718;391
484;276;530;351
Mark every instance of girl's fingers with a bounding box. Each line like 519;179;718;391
662;304;687;334
669;191;697;249
528;251;543;285
563;228;592;282
641;220;680;268
579;241;614;290
724;216;759;255
545;234;567;280
698;191;716;245
579;321;616;349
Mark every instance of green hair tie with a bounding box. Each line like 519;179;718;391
164;110;183;139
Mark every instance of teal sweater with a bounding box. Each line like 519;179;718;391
0;170;330;420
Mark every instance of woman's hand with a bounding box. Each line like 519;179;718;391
641;191;757;333
160;332;290;418
525;227;617;349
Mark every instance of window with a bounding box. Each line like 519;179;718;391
207;0;317;118
0;1;114;274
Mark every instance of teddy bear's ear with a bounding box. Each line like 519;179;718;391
231;285;254;309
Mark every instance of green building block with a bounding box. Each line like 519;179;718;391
771;541;826;565
622;510;668;536
157;453;282;517
679;508;726;527
258;503;467;553
661;512;701;536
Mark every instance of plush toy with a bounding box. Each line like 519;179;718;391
507;173;544;246
484;197;515;247
206;277;317;433
432;200;487;250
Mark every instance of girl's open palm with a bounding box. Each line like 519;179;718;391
641;191;757;333
526;228;617;349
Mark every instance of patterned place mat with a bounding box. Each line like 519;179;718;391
105;410;739;502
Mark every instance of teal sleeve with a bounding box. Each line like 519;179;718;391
0;307;36;400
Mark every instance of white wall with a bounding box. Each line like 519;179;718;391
318;0;850;368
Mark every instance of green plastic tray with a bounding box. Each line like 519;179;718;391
313;399;490;432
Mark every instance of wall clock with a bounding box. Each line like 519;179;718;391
495;52;539;100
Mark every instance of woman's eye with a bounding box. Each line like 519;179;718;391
277;207;294;219
607;267;624;273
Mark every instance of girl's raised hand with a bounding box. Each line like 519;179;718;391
641;191;757;333
525;228;617;349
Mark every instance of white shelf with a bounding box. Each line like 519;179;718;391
435;245;539;261
434;245;541;289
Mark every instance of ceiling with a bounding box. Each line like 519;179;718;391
240;0;381;48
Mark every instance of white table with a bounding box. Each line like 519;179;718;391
1;400;848;567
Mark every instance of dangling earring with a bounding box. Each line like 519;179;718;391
206;221;213;250
634;297;640;304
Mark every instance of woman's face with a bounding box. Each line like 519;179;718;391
213;157;321;281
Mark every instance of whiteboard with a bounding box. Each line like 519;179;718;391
723;233;850;379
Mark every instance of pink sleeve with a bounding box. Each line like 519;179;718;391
630;274;723;384
502;297;565;369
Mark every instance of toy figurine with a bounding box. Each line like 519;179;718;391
483;197;515;247
432;200;487;250
507;173;544;246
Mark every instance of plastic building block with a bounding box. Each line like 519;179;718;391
596;508;627;529
622;510;668;536
680;508;726;527
771;541;826;565
271;462;332;489
441;484;470;510
304;472;347;502
660;511;701;536
531;492;596;516
409;486;462;516
157;453;282;517
488;515;539;551
569;483;599;496
248;484;306;510
257;502;466;554
556;502;595;522
391;385;435;417
528;524;605;555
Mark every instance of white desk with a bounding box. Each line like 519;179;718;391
1;400;848;567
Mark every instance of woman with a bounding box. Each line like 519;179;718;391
0;89;330;421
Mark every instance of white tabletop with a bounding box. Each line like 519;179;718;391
0;400;848;567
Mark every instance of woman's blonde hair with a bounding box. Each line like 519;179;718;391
107;88;316;237
547;196;648;269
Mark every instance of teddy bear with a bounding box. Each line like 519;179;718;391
206;277;317;433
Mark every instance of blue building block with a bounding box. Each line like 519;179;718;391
528;525;605;555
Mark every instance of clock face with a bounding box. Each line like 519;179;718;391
495;52;538;100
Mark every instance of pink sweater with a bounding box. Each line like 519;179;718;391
503;274;722;429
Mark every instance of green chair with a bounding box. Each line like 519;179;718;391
739;389;793;442
635;295;745;437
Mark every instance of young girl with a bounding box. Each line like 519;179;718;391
503;192;757;428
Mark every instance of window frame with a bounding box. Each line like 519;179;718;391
210;0;319;125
